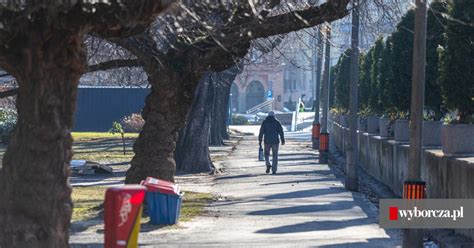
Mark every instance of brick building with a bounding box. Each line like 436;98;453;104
231;44;315;113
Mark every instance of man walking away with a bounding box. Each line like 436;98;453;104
258;111;285;174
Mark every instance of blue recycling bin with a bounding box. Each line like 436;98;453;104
146;191;184;225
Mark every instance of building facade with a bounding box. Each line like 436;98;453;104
231;44;315;113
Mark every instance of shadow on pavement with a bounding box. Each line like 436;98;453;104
268;170;333;177
215;174;259;180
70;243;103;248
278;157;317;161
259;177;335;186
74;140;134;153
70;169;127;187
247;200;354;216
277;161;320;166
264;187;346;200
70;219;102;235
212;187;345;208
253;190;400;246
255;217;373;234
278;153;317;157
316;238;398;248
139;222;171;233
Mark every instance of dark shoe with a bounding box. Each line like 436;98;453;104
272;171;277;175
266;166;271;174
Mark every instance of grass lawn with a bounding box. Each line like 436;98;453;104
0;132;138;168
72;132;139;140
2;132;216;224
72;186;213;224
71;132;138;163
72;186;107;222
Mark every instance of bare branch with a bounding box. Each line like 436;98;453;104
0;87;17;98
88;0;174;38
87;59;140;73
225;0;350;41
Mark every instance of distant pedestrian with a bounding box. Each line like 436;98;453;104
258;111;285;174
299;102;305;112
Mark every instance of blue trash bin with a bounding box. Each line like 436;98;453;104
146;191;184;225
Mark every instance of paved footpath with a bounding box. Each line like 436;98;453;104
71;132;401;247
144;133;401;247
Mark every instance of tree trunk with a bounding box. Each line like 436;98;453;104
210;67;240;145
175;76;214;173
125;70;198;183
209;84;229;146
0;32;85;247
175;67;239;173
219;85;231;140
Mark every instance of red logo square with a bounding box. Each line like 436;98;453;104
389;207;398;221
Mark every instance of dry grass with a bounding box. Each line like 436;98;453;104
71;186;107;222
6;132;214;224
179;192;214;222
71;132;137;163
72;132;139;141
71;186;213;224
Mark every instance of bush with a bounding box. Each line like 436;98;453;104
334;49;351;111
232;115;249;125
330;107;347;115
109;121;126;155
438;0;474;123
121;113;145;132
0;108;17;144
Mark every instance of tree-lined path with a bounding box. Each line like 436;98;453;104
71;131;401;247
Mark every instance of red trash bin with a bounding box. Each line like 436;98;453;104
104;185;146;248
142;177;180;195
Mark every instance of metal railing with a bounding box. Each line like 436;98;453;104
246;99;274;114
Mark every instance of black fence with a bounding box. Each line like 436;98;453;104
74;87;150;132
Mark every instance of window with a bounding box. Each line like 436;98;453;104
284;80;290;92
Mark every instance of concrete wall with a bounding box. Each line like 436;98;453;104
330;119;474;240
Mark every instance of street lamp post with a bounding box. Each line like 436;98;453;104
346;0;360;191
403;0;428;246
319;24;331;164
312;28;323;149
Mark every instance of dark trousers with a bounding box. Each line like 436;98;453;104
264;143;279;172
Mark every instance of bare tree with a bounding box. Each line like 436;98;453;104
96;0;351;183
0;1;172;247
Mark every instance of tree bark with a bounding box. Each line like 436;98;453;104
175;76;214;173
0;31;85;248
219;85;232;140
210;84;230;146
0;3;171;247
176;67;240;173
125;68;199;183
210;66;241;145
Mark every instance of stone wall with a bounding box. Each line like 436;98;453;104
330;119;474;240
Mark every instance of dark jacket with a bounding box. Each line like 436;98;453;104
258;116;285;144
